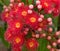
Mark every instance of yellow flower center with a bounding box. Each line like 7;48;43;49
30;17;36;23
5;13;9;17
29;42;34;48
15;22;20;28
22;11;27;16
44;2;49;7
15;37;21;44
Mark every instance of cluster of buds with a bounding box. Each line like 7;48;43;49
46;31;60;51
1;0;60;51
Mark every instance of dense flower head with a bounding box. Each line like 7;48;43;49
7;19;23;32
1;10;10;22
26;11;39;29
12;34;24;46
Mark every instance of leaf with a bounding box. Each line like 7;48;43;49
0;0;4;5
28;0;32;4
21;0;26;4
37;39;49;51
0;4;3;13
0;27;10;48
1;0;10;6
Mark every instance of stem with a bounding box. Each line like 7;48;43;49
57;15;60;30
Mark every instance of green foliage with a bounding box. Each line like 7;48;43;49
37;39;49;51
0;27;10;48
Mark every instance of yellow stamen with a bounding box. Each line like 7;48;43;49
44;2;49;7
5;13;9;17
15;22;20;28
29;42;34;47
30;17;36;23
15;37;21;43
22;11;27;16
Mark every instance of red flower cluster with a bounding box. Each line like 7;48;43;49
1;0;60;51
2;2;40;51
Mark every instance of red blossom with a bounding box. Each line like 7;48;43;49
26;11;39;29
4;28;13;43
40;0;52;8
1;0;60;51
12;34;24;46
26;38;39;50
1;11;11;22
7;19;23;32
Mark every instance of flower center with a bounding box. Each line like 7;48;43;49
30;17;36;23
15;22;20;28
5;13;9;17
29;42;34;47
22;11;27;16
44;2;49;7
15;37;21;43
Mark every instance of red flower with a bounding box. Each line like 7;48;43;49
9;3;27;20
8;19;23;32
4;28;13;43
12;34;24;46
1;11;11;22
26;11;39;29
40;0;52;8
18;6;29;20
26;38;39;50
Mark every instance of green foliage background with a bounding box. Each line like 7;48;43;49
0;0;59;51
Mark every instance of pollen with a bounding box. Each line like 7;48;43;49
5;13;9;17
29;42;34;48
15;37;21;44
44;2;49;7
15;22;20;28
30;17;36;23
22;11;27;16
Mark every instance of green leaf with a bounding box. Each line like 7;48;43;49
53;17;58;28
0;0;4;5
0;27;10;48
0;4;3;13
1;0;10;6
28;0;32;4
21;0;26;4
38;39;49;51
